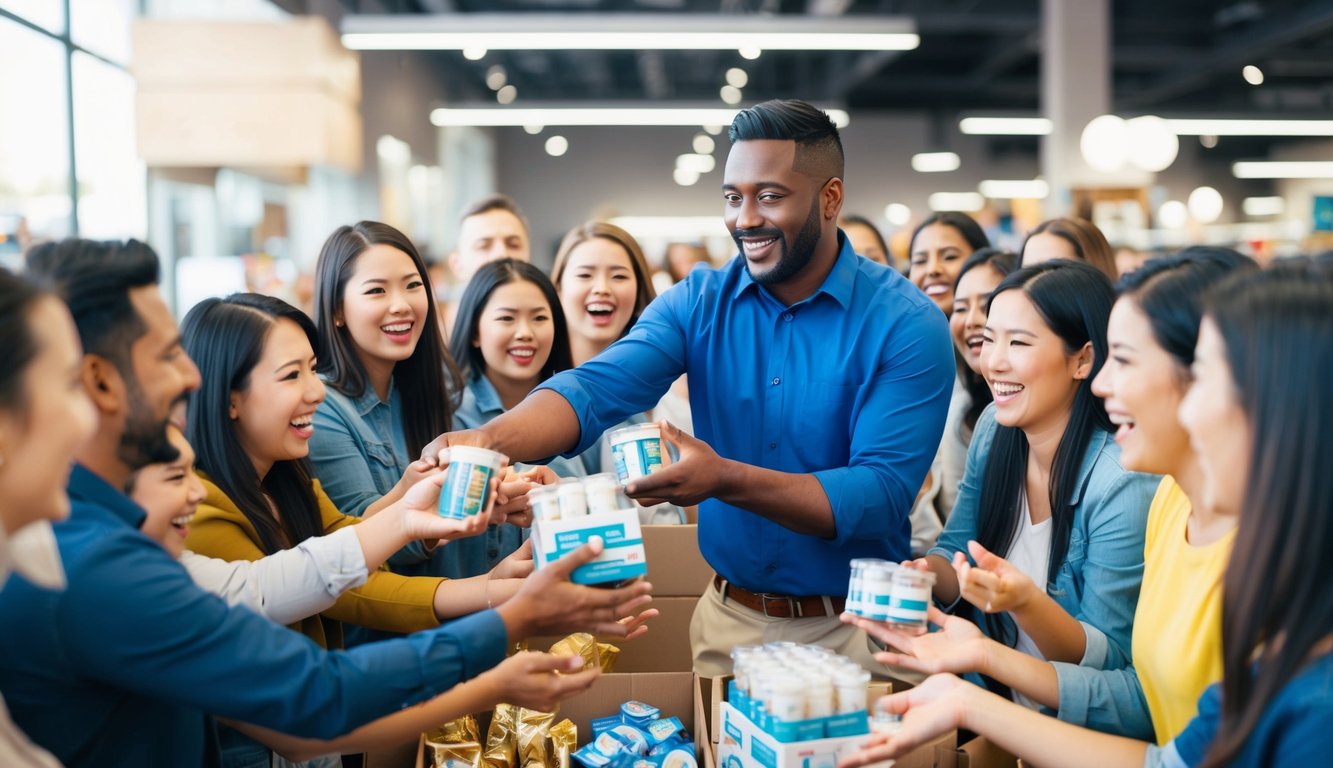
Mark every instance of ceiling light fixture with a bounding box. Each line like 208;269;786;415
884;203;911;227
928;192;984;212
676;153;716;174
1232;161;1333;179
1242;65;1264;86
544;135;568;157
1167;119;1333;136
720;85;743;105
342;14;918;52
726;68;749;88
958;117;1053;135
911;152;961;173
978;179;1049;199
429;105;851;128
1241;196;1285;216
692;133;715;154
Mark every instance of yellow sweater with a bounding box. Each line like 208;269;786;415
187;475;443;649
1133;476;1234;743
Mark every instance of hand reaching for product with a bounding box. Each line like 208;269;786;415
395;471;494;542
623;420;727;507
954;540;1038;614
475;651;601;713
837;675;974;768
843;606;990;676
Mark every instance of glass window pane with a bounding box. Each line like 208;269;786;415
0;17;72;250
73;51;146;240
0;0;65;35
70;0;134;65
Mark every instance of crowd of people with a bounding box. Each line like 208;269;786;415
0;98;1328;768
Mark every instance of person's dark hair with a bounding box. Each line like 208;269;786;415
0;269;51;416
728;99;844;181
459;194;530;234
839;215;889;258
951;248;1018;434
450;259;573;386
1199;261;1333;767
313;221;462;461
909;212;990;259
182;293;324;555
550;221;658;337
24;238;160;373
1023;218;1117;279
1114;246;1257;374
970;260;1115;692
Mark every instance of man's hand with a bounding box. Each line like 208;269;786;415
624;420;730;507
496;538;654;641
475;651;601;712
842;606;991;677
954;540;1039;614
420;429;496;466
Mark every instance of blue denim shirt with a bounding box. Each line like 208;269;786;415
0;465;506;767
540;234;955;596
310;381;409;519
929;404;1158;672
446;375;585;578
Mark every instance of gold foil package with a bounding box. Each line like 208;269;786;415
550;719;577;768
425;717;483;768
484;704;519;768
517;708;557;768
595;643;620;673
548;633;600;671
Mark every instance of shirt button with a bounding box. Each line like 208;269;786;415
769;442;777;449
783;313;793;322
765;564;777;573
771;377;781;386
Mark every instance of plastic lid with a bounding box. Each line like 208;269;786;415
609;424;661;444
446;445;506;468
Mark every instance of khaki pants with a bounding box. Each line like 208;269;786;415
689;578;924;686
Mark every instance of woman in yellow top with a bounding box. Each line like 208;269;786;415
180;292;530;768
844;248;1255;743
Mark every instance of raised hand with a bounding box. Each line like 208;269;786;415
624;420;726;507
476;651;601;712
496;537;654;640
954;539;1039;614
843;606;990;676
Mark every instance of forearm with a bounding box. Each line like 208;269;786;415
716;460;836;537
962;687;1149;768
236;675;501;761
925;554;960;605
484;390;584;464
350;505;414;570
360;487;405;519
981;641;1063;710
1012;590;1087;663
431;575;493;619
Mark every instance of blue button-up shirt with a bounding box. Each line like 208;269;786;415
311;379;410;519
0;465;507;767
540;233;954;596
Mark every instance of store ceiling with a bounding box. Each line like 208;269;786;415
288;0;1333;152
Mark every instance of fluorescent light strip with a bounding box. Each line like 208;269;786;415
928;192;985;212
430;106;851;128
609;216;725;238
959;117;1052;136
911;152;961;173
342;14;917;52
1167;119;1333;137
1232;161;1333;179
978;179;1049;199
1242;196;1286;216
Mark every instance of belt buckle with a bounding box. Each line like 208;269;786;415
760;593;800;618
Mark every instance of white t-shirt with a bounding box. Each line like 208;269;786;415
1005;492;1053;710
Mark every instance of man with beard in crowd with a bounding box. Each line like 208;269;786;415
424;99;954;675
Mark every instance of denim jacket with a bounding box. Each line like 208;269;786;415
310;381;408;519
929;404;1159;672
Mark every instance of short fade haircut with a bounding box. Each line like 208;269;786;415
459;193;530;234
25;238;161;372
728;99;844;181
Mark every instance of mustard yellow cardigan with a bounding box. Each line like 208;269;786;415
186;475;444;649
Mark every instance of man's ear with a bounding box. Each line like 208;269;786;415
82;355;125;415
822;177;844;222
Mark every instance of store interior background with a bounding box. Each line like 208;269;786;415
2;0;1331;316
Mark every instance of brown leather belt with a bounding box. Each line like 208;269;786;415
713;574;845;619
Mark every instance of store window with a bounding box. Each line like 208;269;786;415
73;52;146;238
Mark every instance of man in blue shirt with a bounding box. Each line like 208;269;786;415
429;100;954;675
0;239;651;766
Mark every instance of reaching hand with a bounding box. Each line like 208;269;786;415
624;420;727;507
477;651;601;712
395;472;493;542
490;539;536;580
954;540;1038;614
497;538;654;640
419;429;497;467
837;675;974;768
843;606;990;676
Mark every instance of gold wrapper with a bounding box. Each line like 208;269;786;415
548;633;599;671
483;704;519;768
426;740;483;768
549;719;577;768
595;643;620;673
517;708;557;768
430;715;481;745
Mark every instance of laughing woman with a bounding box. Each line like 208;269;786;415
914;261;1158;704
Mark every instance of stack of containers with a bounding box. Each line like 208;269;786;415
528;473;648;586
845;559;936;634
726;643;871;743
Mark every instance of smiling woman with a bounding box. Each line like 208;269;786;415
909;212;990;315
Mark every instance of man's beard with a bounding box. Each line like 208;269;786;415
739;198;823;287
117;378;182;471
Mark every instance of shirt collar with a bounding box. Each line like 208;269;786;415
351;381;396;417
731;229;858;310
68;462;148;530
470;375;506;416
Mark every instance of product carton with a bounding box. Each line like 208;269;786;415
532;508;648;585
955;737;1020;768
641;525;712;596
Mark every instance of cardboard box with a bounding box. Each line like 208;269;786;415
955;737;1019;768
699;677;890;746
642;525;712;596
532;509;647;585
531;595;699;674
416;672;714;768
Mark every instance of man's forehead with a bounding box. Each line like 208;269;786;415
128;284;176;337
724;139;808;183
462;210;526;241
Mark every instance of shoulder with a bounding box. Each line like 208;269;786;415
310;479;356;527
1077;431;1157;527
57;498;164;573
314;385;359;423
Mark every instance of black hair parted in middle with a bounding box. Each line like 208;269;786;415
181;293;325;555
449;258;573;385
728;99;845;181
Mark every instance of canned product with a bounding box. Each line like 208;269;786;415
438;446;504;518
